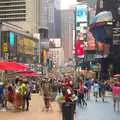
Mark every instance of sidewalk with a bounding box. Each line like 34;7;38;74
0;94;61;120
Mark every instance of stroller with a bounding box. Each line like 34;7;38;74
0;82;4;107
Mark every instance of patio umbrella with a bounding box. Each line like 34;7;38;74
0;61;29;71
20;71;40;77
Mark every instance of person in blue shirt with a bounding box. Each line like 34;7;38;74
84;78;92;100
99;81;106;102
0;82;4;107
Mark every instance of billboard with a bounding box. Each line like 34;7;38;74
76;4;87;23
75;40;85;58
49;38;61;48
0;31;17;59
17;35;36;55
9;32;17;58
113;20;120;45
88;0;97;24
88;0;119;24
23;38;35;55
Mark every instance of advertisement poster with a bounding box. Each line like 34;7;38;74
76;4;87;23
88;0;119;23
113;20;120;45
87;31;96;50
9;32;17;58
75;40;85;58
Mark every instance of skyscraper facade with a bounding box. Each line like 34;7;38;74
0;0;40;33
48;0;55;38
61;9;75;61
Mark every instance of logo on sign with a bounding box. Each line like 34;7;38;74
3;42;8;52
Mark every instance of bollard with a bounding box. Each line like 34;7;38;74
62;101;74;120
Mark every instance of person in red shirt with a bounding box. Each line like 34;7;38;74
78;80;87;106
112;83;120;112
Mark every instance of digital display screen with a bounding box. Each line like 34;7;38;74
9;32;15;46
76;4;88;22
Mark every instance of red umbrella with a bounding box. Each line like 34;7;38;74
0;61;29;71
20;71;40;77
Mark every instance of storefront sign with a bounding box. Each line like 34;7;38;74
113;20;120;45
3;42;8;53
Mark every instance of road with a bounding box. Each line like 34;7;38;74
0;94;120;120
76;96;120;120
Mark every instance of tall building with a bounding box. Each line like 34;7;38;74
0;0;40;33
39;0;48;29
54;0;61;38
48;0;61;38
48;0;55;38
54;9;61;38
61;9;75;61
48;47;64;67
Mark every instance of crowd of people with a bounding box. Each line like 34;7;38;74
0;74;120;112
0;77;31;111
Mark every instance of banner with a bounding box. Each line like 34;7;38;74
75;40;85;58
113;20;120;45
76;4;87;23
87;31;96;50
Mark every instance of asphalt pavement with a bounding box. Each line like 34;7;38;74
0;93;120;120
76;96;120;120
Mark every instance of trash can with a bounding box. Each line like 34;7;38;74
62;101;74;120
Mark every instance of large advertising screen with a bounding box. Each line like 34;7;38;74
76;4;87;23
75;40;85;58
87;31;96;50
0;31;17;59
17;35;36;55
9;32;17;57
88;0;118;24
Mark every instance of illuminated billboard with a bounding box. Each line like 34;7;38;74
9;32;15;46
76;4;87;23
17;35;36;55
75;40;85;58
87;31;96;50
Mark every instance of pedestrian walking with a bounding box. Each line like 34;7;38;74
93;81;99;102
22;80;31;111
78;80;87;107
112;83;120;112
84;78;92;100
42;80;52;111
99;81;106;102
